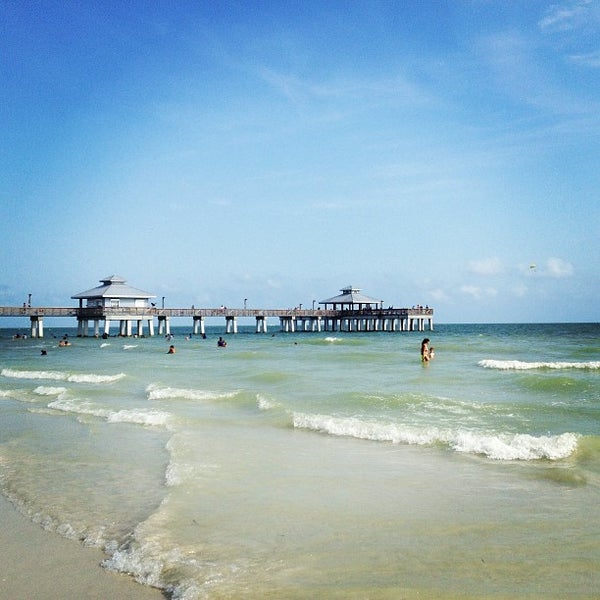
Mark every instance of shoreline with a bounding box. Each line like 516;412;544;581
0;494;166;600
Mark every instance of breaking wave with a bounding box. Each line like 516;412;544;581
33;386;68;396
146;383;238;402
1;368;126;383
293;412;578;461
478;359;600;371
47;397;172;428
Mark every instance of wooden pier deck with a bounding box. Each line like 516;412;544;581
0;305;433;338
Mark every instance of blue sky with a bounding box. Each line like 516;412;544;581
1;0;598;323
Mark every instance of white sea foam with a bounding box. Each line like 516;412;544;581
324;336;343;343
2;368;69;381
46;397;172;427
33;386;68;396
478;359;600;370
107;409;171;427
1;368;126;383
68;372;126;383
100;343;110;348
257;394;278;410
146;383;237;402
123;344;138;350
0;388;35;402
451;430;578;460
292;412;578;461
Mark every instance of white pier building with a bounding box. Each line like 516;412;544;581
71;275;156;337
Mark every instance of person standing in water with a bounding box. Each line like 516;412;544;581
420;338;431;362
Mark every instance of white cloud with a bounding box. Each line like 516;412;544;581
256;66;432;108
460;285;498;300
545;257;574;278
538;1;593;32
429;288;450;301
468;257;504;276
569;50;600;68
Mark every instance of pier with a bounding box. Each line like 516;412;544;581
0;305;433;338
1;279;433;338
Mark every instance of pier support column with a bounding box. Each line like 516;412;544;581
158;316;170;336
78;319;91;337
136;320;144;337
226;316;238;334
94;320;100;337
148;319;155;337
255;316;267;333
279;316;296;332
193;316;205;336
30;316;44;338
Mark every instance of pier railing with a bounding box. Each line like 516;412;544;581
0;305;433;320
0;306;80;317
1;304;433;337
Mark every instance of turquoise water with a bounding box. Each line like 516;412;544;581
1;322;599;598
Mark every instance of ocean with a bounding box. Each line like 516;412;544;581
1;322;599;599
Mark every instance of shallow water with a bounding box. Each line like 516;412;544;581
1;322;599;598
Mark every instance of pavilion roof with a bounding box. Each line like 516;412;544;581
72;275;156;299
320;285;381;306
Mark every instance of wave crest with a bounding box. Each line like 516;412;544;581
47;397;171;427
478;359;600;371
146;383;237;402
292;412;578;460
1;368;125;383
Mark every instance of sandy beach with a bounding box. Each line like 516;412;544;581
0;495;165;600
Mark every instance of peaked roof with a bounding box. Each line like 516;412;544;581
320;285;381;306
72;275;156;299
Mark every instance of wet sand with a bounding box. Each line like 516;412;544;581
0;495;166;600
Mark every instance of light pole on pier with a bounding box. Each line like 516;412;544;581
28;293;32;307
312;300;315;310
244;298;247;309
162;297;165;309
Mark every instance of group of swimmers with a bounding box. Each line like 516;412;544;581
420;338;435;363
167;336;227;354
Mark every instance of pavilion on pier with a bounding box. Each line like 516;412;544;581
71;275;156;337
320;285;382;311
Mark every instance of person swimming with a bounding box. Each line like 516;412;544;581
420;338;430;362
